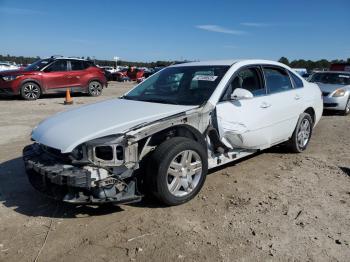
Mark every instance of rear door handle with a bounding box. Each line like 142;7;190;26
295;94;301;100
260;102;271;108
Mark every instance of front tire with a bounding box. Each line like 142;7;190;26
20;82;41;100
88;81;103;96
147;137;208;206
288;113;313;153
342;97;350;116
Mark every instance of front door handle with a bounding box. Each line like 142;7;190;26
295;94;301;100
260;102;271;108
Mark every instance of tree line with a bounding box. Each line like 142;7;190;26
0;54;176;67
1;54;349;70
278;57;350;71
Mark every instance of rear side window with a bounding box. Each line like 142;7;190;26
290;71;304;88
44;60;68;72
70;60;84;71
263;67;293;94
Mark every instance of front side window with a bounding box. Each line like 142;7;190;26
123;66;229;106
222;67;265;100
25;59;53;71
44;60;68;72
263;67;293;94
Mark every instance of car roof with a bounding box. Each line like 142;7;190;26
169;59;288;68
312;71;350;74
169;59;241;67
55;57;88;61
42;57;89;61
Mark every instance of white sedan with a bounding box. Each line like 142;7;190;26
24;59;323;206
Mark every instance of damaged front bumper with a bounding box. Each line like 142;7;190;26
22;143;142;204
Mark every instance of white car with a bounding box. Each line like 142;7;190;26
23;59;323;206
99;66;118;73
0;62;19;71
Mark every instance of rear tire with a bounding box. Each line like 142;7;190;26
288;113;313;153
88;81;103;96
147;137;208;206
20;82;41;100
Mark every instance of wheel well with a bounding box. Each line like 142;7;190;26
145;125;207;151
304;107;315;124
89;79;102;85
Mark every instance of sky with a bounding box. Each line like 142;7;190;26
1;0;349;62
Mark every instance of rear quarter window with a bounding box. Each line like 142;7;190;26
83;61;95;69
70;60;84;71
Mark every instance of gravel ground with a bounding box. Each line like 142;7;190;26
0;82;349;262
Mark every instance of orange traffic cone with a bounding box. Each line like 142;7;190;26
64;88;73;105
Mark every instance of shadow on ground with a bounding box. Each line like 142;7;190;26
322;109;346;116
0;145;290;219
339;166;350;177
0;155;174;219
0;157;126;219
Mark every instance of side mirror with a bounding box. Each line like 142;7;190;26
231;88;254;100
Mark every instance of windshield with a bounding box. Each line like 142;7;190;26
123;66;229;105
310;72;350;85
25;59;53;71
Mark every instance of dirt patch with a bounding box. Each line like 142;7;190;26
0;82;349;261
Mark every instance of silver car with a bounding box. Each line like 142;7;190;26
309;71;350;115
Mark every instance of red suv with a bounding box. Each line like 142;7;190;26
0;57;107;100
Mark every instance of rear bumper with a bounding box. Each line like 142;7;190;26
23;143;141;204
323;95;348;110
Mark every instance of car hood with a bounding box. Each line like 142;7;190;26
32;98;197;153
0;69;37;76
316;83;350;93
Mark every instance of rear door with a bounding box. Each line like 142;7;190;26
262;66;302;144
67;60;85;91
42;60;69;92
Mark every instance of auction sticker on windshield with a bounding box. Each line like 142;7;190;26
193;75;218;81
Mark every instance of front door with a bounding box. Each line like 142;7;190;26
42;60;70;92
216;66;274;149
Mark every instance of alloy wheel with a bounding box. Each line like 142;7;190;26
166;150;202;197
89;81;102;96
297;118;311;148
23;84;40;100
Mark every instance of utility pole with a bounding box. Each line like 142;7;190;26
113;56;120;69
